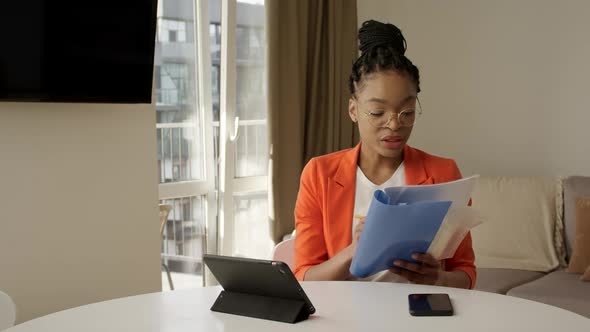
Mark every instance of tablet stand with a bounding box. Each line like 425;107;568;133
210;290;310;323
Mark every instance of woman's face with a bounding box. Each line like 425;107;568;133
349;70;418;159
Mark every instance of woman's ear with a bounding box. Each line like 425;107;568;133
349;98;358;123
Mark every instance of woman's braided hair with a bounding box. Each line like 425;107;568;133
348;20;420;96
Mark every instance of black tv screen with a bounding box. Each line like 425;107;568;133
0;0;158;103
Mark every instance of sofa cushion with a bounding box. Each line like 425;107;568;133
471;176;563;272
567;197;590;273
475;268;545;294
507;270;590;318
563;176;590;260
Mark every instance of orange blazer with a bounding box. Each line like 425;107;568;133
293;144;476;288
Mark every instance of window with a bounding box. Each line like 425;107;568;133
217;0;270;259
156;0;269;290
157;18;188;43
157;62;191;106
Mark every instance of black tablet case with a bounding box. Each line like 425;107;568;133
203;254;314;324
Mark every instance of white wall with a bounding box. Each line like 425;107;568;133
0;102;161;323
358;0;590;177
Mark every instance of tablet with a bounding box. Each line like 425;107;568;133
203;254;315;317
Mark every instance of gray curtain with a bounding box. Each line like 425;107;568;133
266;0;358;243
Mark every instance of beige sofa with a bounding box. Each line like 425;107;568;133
471;176;590;318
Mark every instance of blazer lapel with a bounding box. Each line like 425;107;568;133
404;144;434;185
325;144;360;256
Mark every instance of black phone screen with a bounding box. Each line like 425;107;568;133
408;293;454;316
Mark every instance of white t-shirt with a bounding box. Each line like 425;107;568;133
352;163;408;282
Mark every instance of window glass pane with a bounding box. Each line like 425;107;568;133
234;123;267;177
233;192;273;259
210;22;221;123
211;64;220;122
210;0;221;182
234;0;267;178
161;196;206;290
155;0;203;182
157;18;187;43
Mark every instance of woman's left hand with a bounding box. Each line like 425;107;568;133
389;253;445;286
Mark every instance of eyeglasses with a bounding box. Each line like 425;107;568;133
359;98;423;128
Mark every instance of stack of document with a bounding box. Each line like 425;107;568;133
350;175;482;278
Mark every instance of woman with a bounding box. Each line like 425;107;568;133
293;20;476;289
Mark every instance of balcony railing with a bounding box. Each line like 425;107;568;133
156;119;268;272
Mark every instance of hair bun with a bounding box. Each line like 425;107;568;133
358;20;406;55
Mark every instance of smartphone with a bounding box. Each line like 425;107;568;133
408;293;454;316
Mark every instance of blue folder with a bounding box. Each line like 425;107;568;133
349;190;452;278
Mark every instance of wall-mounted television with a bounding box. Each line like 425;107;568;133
0;0;158;103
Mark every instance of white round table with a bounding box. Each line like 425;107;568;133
7;282;590;331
